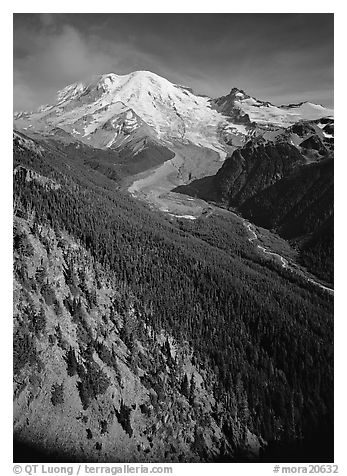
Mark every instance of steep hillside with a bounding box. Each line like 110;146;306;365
240;158;334;283
174;134;333;285
210;142;305;206
240;159;333;237
14;213;242;462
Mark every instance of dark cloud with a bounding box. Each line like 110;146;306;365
13;13;333;111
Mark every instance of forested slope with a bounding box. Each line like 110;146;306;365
13;132;334;462
179;140;333;285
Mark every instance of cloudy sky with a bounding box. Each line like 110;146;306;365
13;13;334;111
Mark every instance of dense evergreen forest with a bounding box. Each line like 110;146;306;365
176;140;334;285
13;135;334;461
239;158;333;284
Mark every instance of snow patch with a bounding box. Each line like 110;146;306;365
171;214;197;220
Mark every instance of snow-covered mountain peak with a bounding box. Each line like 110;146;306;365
15;70;229;155
278;101;334;121
55;70;181;104
13;70;333;156
213;87;333;127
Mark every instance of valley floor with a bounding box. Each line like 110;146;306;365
127;150;334;295
127;144;223;218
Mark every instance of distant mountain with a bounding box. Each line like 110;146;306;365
13;71;334;209
14;71;228;156
14;71;333;158
211;88;333;127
